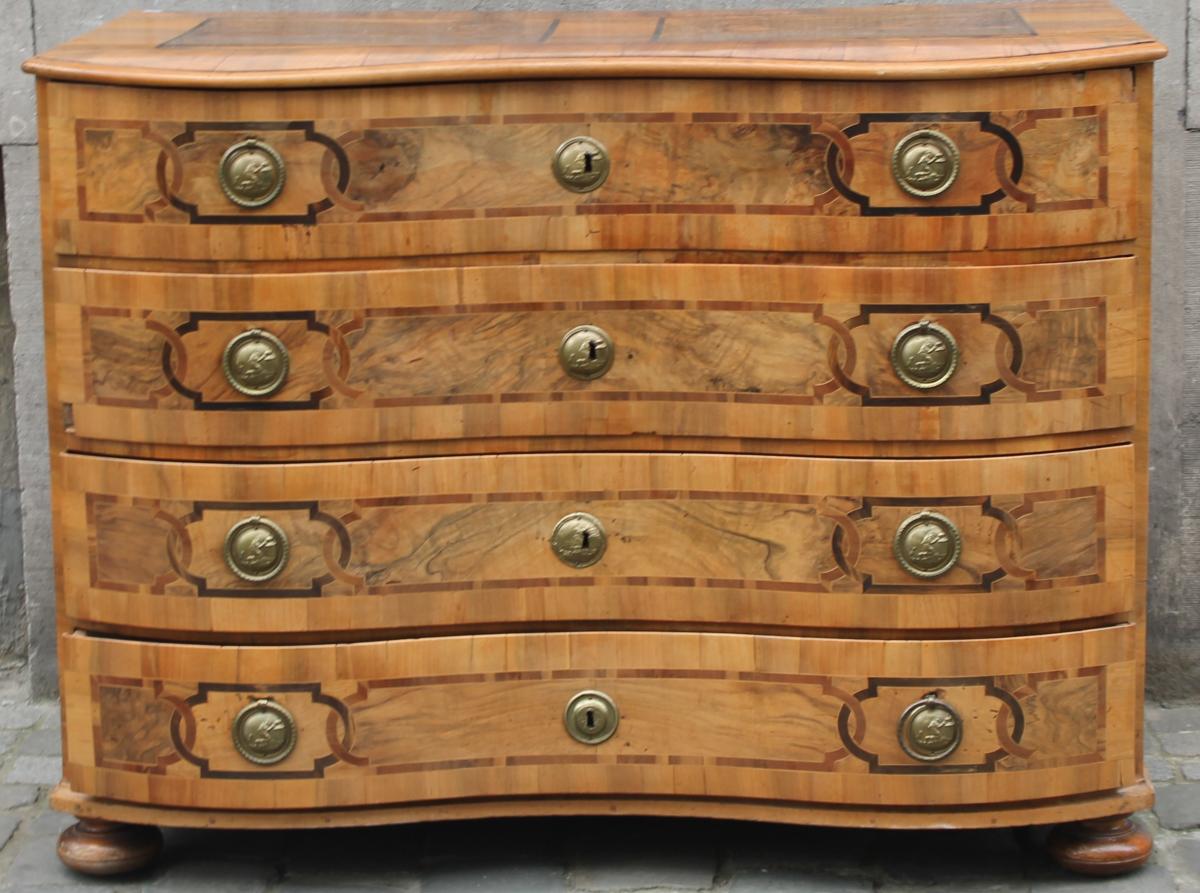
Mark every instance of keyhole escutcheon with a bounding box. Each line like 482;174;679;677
550;512;607;568
564;691;619;745
552;136;610;193
559;325;614;380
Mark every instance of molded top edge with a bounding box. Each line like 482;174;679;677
24;2;1166;88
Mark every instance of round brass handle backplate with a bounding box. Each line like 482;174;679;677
559;325;615;380
233;699;298;765
552;136;610;193
893;511;961;579
564;690;619;745
898;696;963;762
219;138;286;208
550;512;607;568
222;329;290;398
224;516;290;583
892;129;960;198
890;320;959;390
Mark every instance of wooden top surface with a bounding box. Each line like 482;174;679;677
24;1;1164;88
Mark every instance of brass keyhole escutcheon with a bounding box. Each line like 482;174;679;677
559;325;614;380
222;329;290;398
550;512;607;568
892;129;960;198
564;690;619;745
552;136;610;193
893;511;962;579
898;696;963;762
890;320;959;390
224;516;290;583
232;699;298;765
219;138;286;208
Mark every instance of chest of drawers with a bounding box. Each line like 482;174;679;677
24;1;1165;878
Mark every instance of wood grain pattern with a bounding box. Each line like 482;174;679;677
58;448;1134;638
28;3;1159;851
59;626;1139;811
70;111;1106;223
49;259;1136;453
40;71;1139;261
22;3;1165;87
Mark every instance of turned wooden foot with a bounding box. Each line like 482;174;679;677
57;819;163;876
1047;814;1152;877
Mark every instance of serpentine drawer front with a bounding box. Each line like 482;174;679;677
60;627;1141;812
52;258;1135;454
60;447;1134;638
27;1;1163;878
44;69;1137;262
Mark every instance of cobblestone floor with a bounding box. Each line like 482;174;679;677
0;668;1196;892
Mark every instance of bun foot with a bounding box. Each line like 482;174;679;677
1047;814;1152;877
57;819;163;876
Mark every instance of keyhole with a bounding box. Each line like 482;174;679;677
585;708;596;730
581;530;591;550
588;340;598;361
583;152;594;173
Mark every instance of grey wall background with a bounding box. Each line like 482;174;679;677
0;0;1195;700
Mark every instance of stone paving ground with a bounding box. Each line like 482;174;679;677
0;667;1196;892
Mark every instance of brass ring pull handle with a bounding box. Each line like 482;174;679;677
898;696;963;762
564;690;619;744
232;699;298;765
550;512;607;568
219;138;286;208
552;136;610;193
222;329;290;398
892;129;960;198
890;320;959;390
559;325;614;380
224;516;290;583
893;511;961;579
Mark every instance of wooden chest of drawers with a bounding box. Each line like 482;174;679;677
24;1;1165;878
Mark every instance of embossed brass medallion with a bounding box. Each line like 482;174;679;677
559;325;614;380
898;696;963;762
893;511;962;579
550;512;607;568
552;136;610;193
892;129;960;198
219;138;286;208
222;329;290;397
564;690;619;745
224;516;290;583
891;320;959;390
233;699;298;765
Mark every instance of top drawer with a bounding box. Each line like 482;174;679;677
46;69;1139;262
